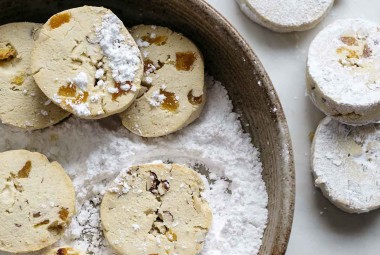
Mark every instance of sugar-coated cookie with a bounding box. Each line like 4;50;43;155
0;150;76;253
101;163;212;255
308;19;380;125
32;6;143;119
45;246;86;255
312;117;380;213
0;22;70;130
235;0;334;32
120;25;205;137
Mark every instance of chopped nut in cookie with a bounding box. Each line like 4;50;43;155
0;43;17;60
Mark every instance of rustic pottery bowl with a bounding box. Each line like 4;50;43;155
0;0;295;254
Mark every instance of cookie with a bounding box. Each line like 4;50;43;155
307;19;380;125
312;117;380;213
235;0;334;32
0;150;76;252
45;247;86;255
31;6;143;119
0;22;70;130
100;163;213;255
120;25;205;137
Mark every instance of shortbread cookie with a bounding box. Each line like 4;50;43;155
45;246;86;255
312;117;380;213
0;150;76;252
32;6;143;119
0;22;70;130
101;163;212;255
235;0;334;32
308;19;380;125
120;25;205;137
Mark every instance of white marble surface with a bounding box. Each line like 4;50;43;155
206;0;380;254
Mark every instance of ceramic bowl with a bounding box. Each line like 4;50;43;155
0;0;295;254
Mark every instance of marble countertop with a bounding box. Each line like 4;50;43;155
206;0;380;254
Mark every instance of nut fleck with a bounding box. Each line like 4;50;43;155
34;219;50;228
59;207;69;221
340;36;357;46
0;43;17;61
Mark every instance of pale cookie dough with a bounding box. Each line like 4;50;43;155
0;150;76;252
45;246;86;255
308;19;380;125
312;117;380;213
235;0;334;32
120;25;205;137
101;163;213;255
32;6;143;119
0;22;70;130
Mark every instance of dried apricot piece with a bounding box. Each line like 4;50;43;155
160;89;179;112
50;12;71;29
176;51;196;71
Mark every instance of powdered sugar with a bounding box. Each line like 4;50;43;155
312;117;380;213
308;19;380;106
96;13;141;86
149;90;166;107
0;77;267;254
256;0;332;25
108;169;130;195
69;72;88;91
65;100;91;117
236;0;333;29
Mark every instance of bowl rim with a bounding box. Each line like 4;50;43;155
194;0;296;253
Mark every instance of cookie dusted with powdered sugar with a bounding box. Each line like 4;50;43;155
0;22;70;130
100;163;212;255
312;117;380;213
235;0;334;32
308;19;380;125
120;25;205;137
0;150;76;253
32;6;143;119
45;246;87;255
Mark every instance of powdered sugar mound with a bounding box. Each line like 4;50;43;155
0;77;267;255
312;117;380;213
96;14;141;85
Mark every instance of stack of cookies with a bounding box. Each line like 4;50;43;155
0;6;213;254
307;19;380;213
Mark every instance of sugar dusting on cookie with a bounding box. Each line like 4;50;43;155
96;14;141;89
308;19;380;106
0;76;268;255
238;0;333;28
312;117;380;213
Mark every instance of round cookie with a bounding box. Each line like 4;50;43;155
100;163;213;255
312;117;380;213
0;150;76;252
45;247;86;255
235;0;334;32
32;6;143;119
120;25;205;137
307;19;380;125
0;22;70;130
